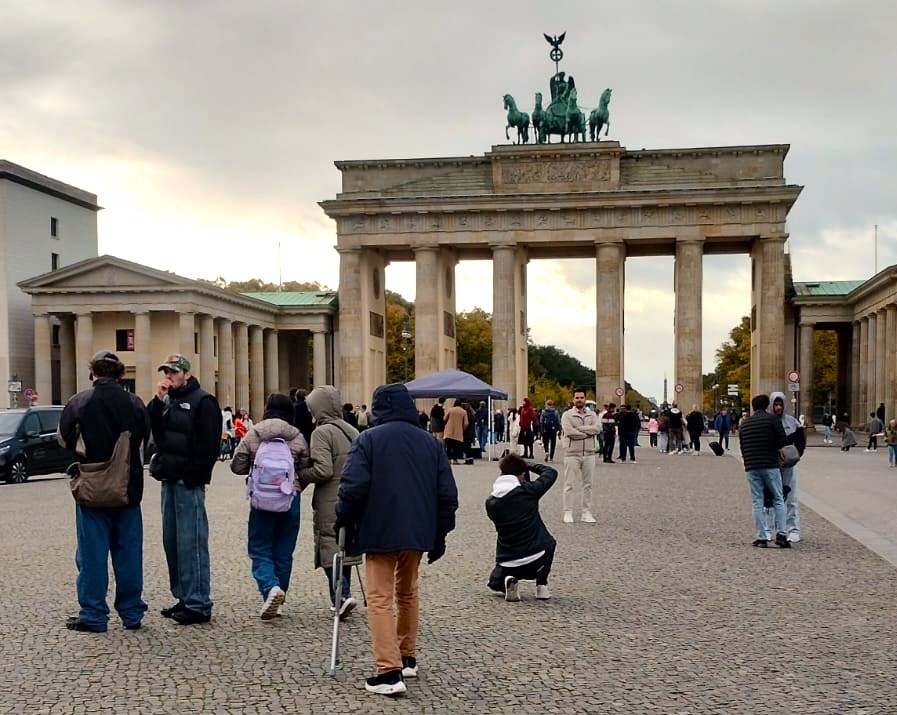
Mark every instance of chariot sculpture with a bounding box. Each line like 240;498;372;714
502;33;612;145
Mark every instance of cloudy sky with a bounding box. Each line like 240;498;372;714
2;0;895;401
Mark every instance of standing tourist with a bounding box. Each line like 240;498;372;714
647;414;659;448
443;399;468;465
560;388;601;524
148;354;222;625
518;398;536;459
540;400;561;462
617;405;640;463
885;419;897;468
866;411;884;452
336;383;458;696
770;392;806;543
231;393;307;620
429;397;446;444
493;409;506;443
292;388;314;445
600;403;617;464
668;403;684;454
686;405;704;455
821;411;834;445
59;351;150;632
714;407;732;451
475;401;490;453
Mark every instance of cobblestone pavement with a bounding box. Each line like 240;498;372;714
2;441;896;714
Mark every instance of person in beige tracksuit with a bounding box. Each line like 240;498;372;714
297;385;362;619
560;388;601;524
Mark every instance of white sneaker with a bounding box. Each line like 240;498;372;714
563;511;574;524
504;575;520;602
787;533;801;542
581;510;596;523
338;595;357;620
535;584;551;600
260;586;285;620
765;530;773;541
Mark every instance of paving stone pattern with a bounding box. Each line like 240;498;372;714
1;441;896;714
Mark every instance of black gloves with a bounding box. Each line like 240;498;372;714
427;538;446;565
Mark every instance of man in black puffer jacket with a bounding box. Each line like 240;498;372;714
738;394;788;548
485;453;557;602
337;383;458;696
147;354;221;625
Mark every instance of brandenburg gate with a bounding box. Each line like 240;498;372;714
320;141;802;408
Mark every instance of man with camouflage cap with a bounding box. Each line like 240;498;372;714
148;354;222;625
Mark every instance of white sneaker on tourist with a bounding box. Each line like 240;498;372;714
504;575;520;602
260;586;285;620
563;511;574;524
765;530;773;541
787;533;801;543
865;448;871;452
581;510;596;523
535;585;551;600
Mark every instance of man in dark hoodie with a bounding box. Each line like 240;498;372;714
337;383;459;697
147;354;222;624
485;453;557;602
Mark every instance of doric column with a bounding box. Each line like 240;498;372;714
178;312;195;363
799;322;815;425
58;316;76;402
414;246;440;377
866;312;877;417
850;321;860;425
491;244;518;405
674;238;704;412
234;322;249;413
313;330;327;387
217;319;235;408
886;305;897;422
264;329;279;396
134;311;153;401
858;316;868;421
75;312;93;393
33;314;52;404
595;240;625;404
753;235;787;395
249;325;265;421
337;248;363;403
875;308;887;414
199;314;215;389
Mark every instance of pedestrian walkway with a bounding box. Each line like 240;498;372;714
1;441;895;714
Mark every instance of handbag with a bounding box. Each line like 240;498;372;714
778;443;801;469
69;431;132;508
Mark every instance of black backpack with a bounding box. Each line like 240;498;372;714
541;410;560;433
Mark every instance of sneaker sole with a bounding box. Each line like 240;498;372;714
365;681;407;696
402;667;418;678
261;590;286;620
505;581;520;602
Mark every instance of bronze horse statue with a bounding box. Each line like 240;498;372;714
532;92;548;144
564;88;586;143
588;88;612;141
503;94;530;144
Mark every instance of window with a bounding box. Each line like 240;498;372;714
51;253;59;271
51;217;58;237
38;410;60;433
115;329;135;352
21;413;40;436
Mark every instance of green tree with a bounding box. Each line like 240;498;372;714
812;330;838;409
207;277;328;293
385;294;414;384
456;308;493;382
714;315;751;409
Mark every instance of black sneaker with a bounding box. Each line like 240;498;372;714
752;539;768;548
171;608;211;625
775;533;792;549
65;616;105;633
123;622;142;630
365;669;407;696
160;602;186;618
401;655;418;678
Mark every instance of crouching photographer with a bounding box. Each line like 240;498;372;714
485;452;557;602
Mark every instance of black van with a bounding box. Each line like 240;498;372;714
0;406;76;483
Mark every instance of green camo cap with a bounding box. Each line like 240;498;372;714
158;353;191;373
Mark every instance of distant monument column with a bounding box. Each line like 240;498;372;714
674;237;704;411
33;314;52;404
858;316;868;417
234;322;250;413
218;318;235;408
75;312;94;393
249;325;264;421
134;311;153;401
886;305;897;421
751;235;787;395
875;308;887;412
850;321;860;424
799;322;815;424
199;315;215;388
312;330;327;386
491;243;527;406
595;239;624;404
866;312;877;413
414;245;458;377
58;316;76;402
264;329;279;397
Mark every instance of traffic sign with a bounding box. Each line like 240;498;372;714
727;387;740;396
23;388;34;400
674;383;684;393
615;387;624;397
787;370;800;383
7;381;21;392
788;382;800;392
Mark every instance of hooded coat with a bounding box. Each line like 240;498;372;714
337;383;459;556
297;386;361;568
443;403;468;443
230;417;308;484
771;391;807;454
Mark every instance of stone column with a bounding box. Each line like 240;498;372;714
674;238;704;412
265;329;279;396
836;326;851;422
199;314;215;389
866;312;877;417
850;321;860;425
858;316;868;421
33;314;52;404
178;312;195;363
799;322;815;425
134;311;153;401
595;240;625;404
313;330;327;387
754;236;787;395
234;322;250;412
58;316;76;403
875;308;887;415
886;305;897;422
249;325;265;421
218;319;235;408
492;244;517;405
414;245;440;377
75;312;93;393
337;248;363;403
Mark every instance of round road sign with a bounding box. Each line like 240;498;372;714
674;383;684;393
23;388;34;400
787;370;800;383
615;387;624;397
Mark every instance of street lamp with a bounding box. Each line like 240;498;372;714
401;314;411;382
712;383;719;413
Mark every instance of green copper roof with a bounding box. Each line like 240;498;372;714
242;291;337;307
792;281;864;297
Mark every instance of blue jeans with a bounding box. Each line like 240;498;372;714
75;504;147;630
746;469;786;539
781;466;800;535
890;445;897;464
161;481;212;615
618;433;636;461
477;424;489;452
718;430;730;449
824;425;832;442
247;495;300;599
323;564;353;606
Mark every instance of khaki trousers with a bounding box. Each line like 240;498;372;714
365;550;422;673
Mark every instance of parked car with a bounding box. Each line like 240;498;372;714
0;406;76;483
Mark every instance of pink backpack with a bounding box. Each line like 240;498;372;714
247;438;295;512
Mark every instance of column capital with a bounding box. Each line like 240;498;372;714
594;237;625;246
335;245;362;255
412;243;440;254
799;320;816;328
760;233;788;243
675;236;706;246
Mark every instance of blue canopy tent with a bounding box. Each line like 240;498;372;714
404;369;508;460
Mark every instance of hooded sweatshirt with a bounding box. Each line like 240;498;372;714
519;398;535;429
485;464;557;564
771;391;806;455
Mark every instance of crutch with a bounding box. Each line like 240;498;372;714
355;563;367;607
328;527;346;677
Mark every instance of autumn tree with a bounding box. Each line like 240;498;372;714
713;315;751;410
812;330;838;409
385;292;414;384
456;308;493;382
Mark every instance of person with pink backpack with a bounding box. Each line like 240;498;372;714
231;393;308;620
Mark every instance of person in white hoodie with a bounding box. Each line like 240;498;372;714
767;391;806;542
484;452;558;602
